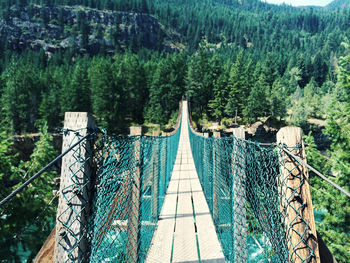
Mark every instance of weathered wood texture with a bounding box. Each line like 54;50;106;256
126;126;143;263
146;101;225;263
213;131;221;224
232;127;247;261
34;227;56;263
54;112;96;263
277;127;320;263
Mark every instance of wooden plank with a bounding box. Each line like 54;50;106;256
277;127;320;263
147;101;225;263
34;227;55;263
145;163;180;263
172;168;198;263
190;175;226;262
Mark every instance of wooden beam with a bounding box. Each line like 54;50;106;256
34;227;56;263
54;112;96;262
126;126;143;263
152;138;160;221
277;127;320;263
213;131;221;224
232;127;247;262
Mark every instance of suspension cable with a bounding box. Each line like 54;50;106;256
0;132;92;207
281;147;350;198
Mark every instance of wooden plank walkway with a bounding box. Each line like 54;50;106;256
146;101;225;263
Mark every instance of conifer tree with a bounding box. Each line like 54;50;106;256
225;50;247;117
243;73;270;123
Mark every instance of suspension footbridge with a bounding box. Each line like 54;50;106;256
146;101;225;262
1;100;345;263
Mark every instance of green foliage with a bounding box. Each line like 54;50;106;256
0;0;348;132
145;53;186;125
305;133;350;263
243;73;270;123
208;57;228;121
61;58;91;113
0;0;349;261
225;50;250;118
269;77;287;120
0;131;18;200
186;45;212;114
0;61;41;133
0;123;58;262
304;40;350;263
89;57;120;129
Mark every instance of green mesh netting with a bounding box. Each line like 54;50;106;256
55;105;317;263
188;122;317;263
56;120;181;262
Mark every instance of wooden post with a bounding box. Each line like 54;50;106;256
34;227;56;262
232;127;247;261
201;132;209;203
160;133;168;196
213;131;221;224
126;126;143;263
54;112;96;263
277;127;320;263
152;131;160;221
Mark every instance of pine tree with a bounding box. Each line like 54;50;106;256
208;57;228;121
89;57;121;129
269;77;287;120
0;123;57;261
1;61;41;133
145;54;187;125
186;45;211;114
61;60;91;113
243;73;270;123
225;50;247;117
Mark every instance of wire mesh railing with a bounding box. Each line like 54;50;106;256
87;126;181;262
188;120;320;262
54;119;182;262
0;129;94;262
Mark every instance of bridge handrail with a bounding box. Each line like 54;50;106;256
0;129;95;208
54;104;183;262
280;145;350;198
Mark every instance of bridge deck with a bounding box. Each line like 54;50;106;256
146;102;225;263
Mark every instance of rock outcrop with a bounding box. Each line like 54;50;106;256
0;5;184;55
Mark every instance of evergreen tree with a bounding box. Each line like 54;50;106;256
146;54;187;124
89;57;121;129
225;50;248;117
0;61;41;133
0;123;57;261
61;60;91;113
186;45;212;114
269;77;287;120
209;59;229;121
243;73;270;123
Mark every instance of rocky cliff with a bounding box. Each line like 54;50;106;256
0;5;184;55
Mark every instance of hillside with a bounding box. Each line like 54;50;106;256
0;5;184;55
325;0;350;10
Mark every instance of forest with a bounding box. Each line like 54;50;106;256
0;0;349;261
